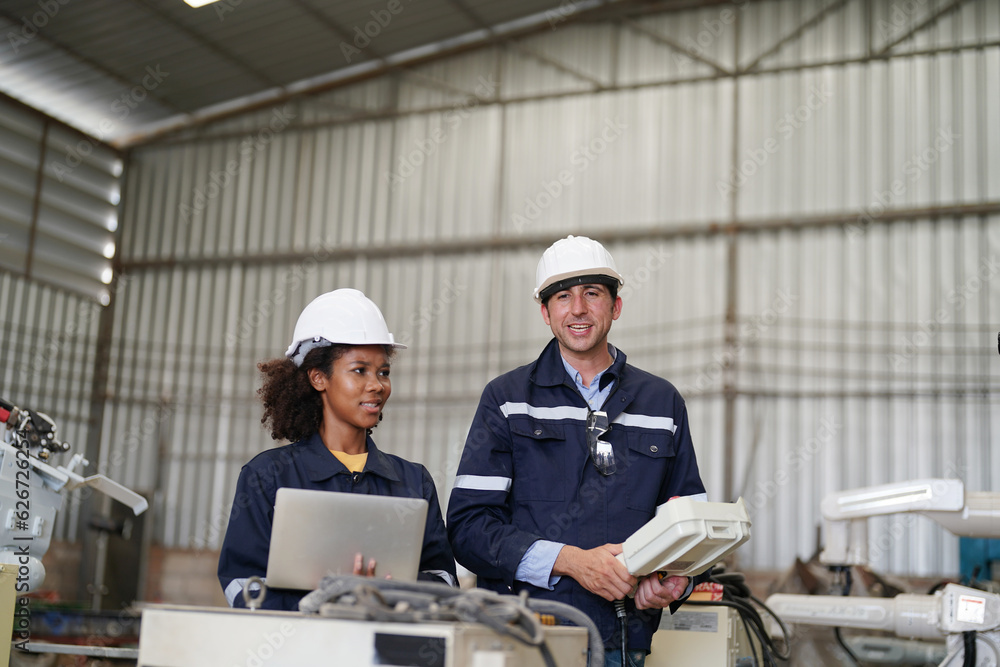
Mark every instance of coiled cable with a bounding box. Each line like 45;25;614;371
297;575;604;665
684;570;791;666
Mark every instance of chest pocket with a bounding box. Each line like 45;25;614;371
624;430;676;512
509;419;569;502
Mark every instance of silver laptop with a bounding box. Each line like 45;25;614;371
265;487;429;590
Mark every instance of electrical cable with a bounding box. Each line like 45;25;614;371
829;566;861;667
962;631;976;667
297;575;604;665
615;599;627;667
688;599;764;666
939;632;1000;667
683;569;791;665
537;642;557;667
833;627;861;666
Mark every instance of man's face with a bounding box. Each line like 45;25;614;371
541;283;622;357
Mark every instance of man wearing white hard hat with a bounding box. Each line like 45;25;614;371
448;236;706;666
218;289;456;610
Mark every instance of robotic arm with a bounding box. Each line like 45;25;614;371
1;397;147;591
767;479;1000;666
767;583;1000;664
820;478;1000;567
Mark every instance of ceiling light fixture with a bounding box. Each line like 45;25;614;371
183;0;224;7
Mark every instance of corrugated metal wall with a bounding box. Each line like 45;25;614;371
0;95;124;543
104;0;999;576
0;270;102;541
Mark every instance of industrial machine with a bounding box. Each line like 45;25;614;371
768;582;1000;665
138;577;596;667
0;397;147;661
137;500;755;667
767;478;1000;666
651;603;754;667
819;478;1000;568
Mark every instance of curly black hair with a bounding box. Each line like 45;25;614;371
257;344;395;442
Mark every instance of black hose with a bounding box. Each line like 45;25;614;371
963;631;977;667
538;642;558;667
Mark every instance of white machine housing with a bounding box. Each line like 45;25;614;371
137;605;589;667
0;435;147;591
616;497;751;577
650;604;753;667
767;583;1000;639
820;478;1000;567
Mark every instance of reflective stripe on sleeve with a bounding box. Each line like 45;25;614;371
454;475;512;492
612;412;677;433
422;570;458;587
499;402;588;421
225;578;247;607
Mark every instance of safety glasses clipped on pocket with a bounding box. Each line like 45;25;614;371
586;409;615;475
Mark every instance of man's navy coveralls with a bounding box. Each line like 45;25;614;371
447;338;706;653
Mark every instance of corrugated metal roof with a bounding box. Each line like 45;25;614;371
0;0;722;146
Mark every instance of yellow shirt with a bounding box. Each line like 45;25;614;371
331;449;368;473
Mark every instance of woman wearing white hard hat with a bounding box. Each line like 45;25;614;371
218;288;457;610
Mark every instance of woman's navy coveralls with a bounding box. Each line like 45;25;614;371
218;433;456;610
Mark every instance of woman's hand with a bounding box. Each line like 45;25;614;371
353;553;377;577
352;553;392;579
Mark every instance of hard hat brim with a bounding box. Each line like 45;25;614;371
534;269;624;303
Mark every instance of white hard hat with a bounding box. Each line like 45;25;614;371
534;235;624;303
285;288;406;367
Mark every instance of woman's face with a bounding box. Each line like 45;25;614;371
309;345;391;434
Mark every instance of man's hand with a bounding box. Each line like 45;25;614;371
552;543;637;601
634;573;689;610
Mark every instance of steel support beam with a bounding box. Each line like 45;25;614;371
118;202;1000;271
141;38;1000;148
